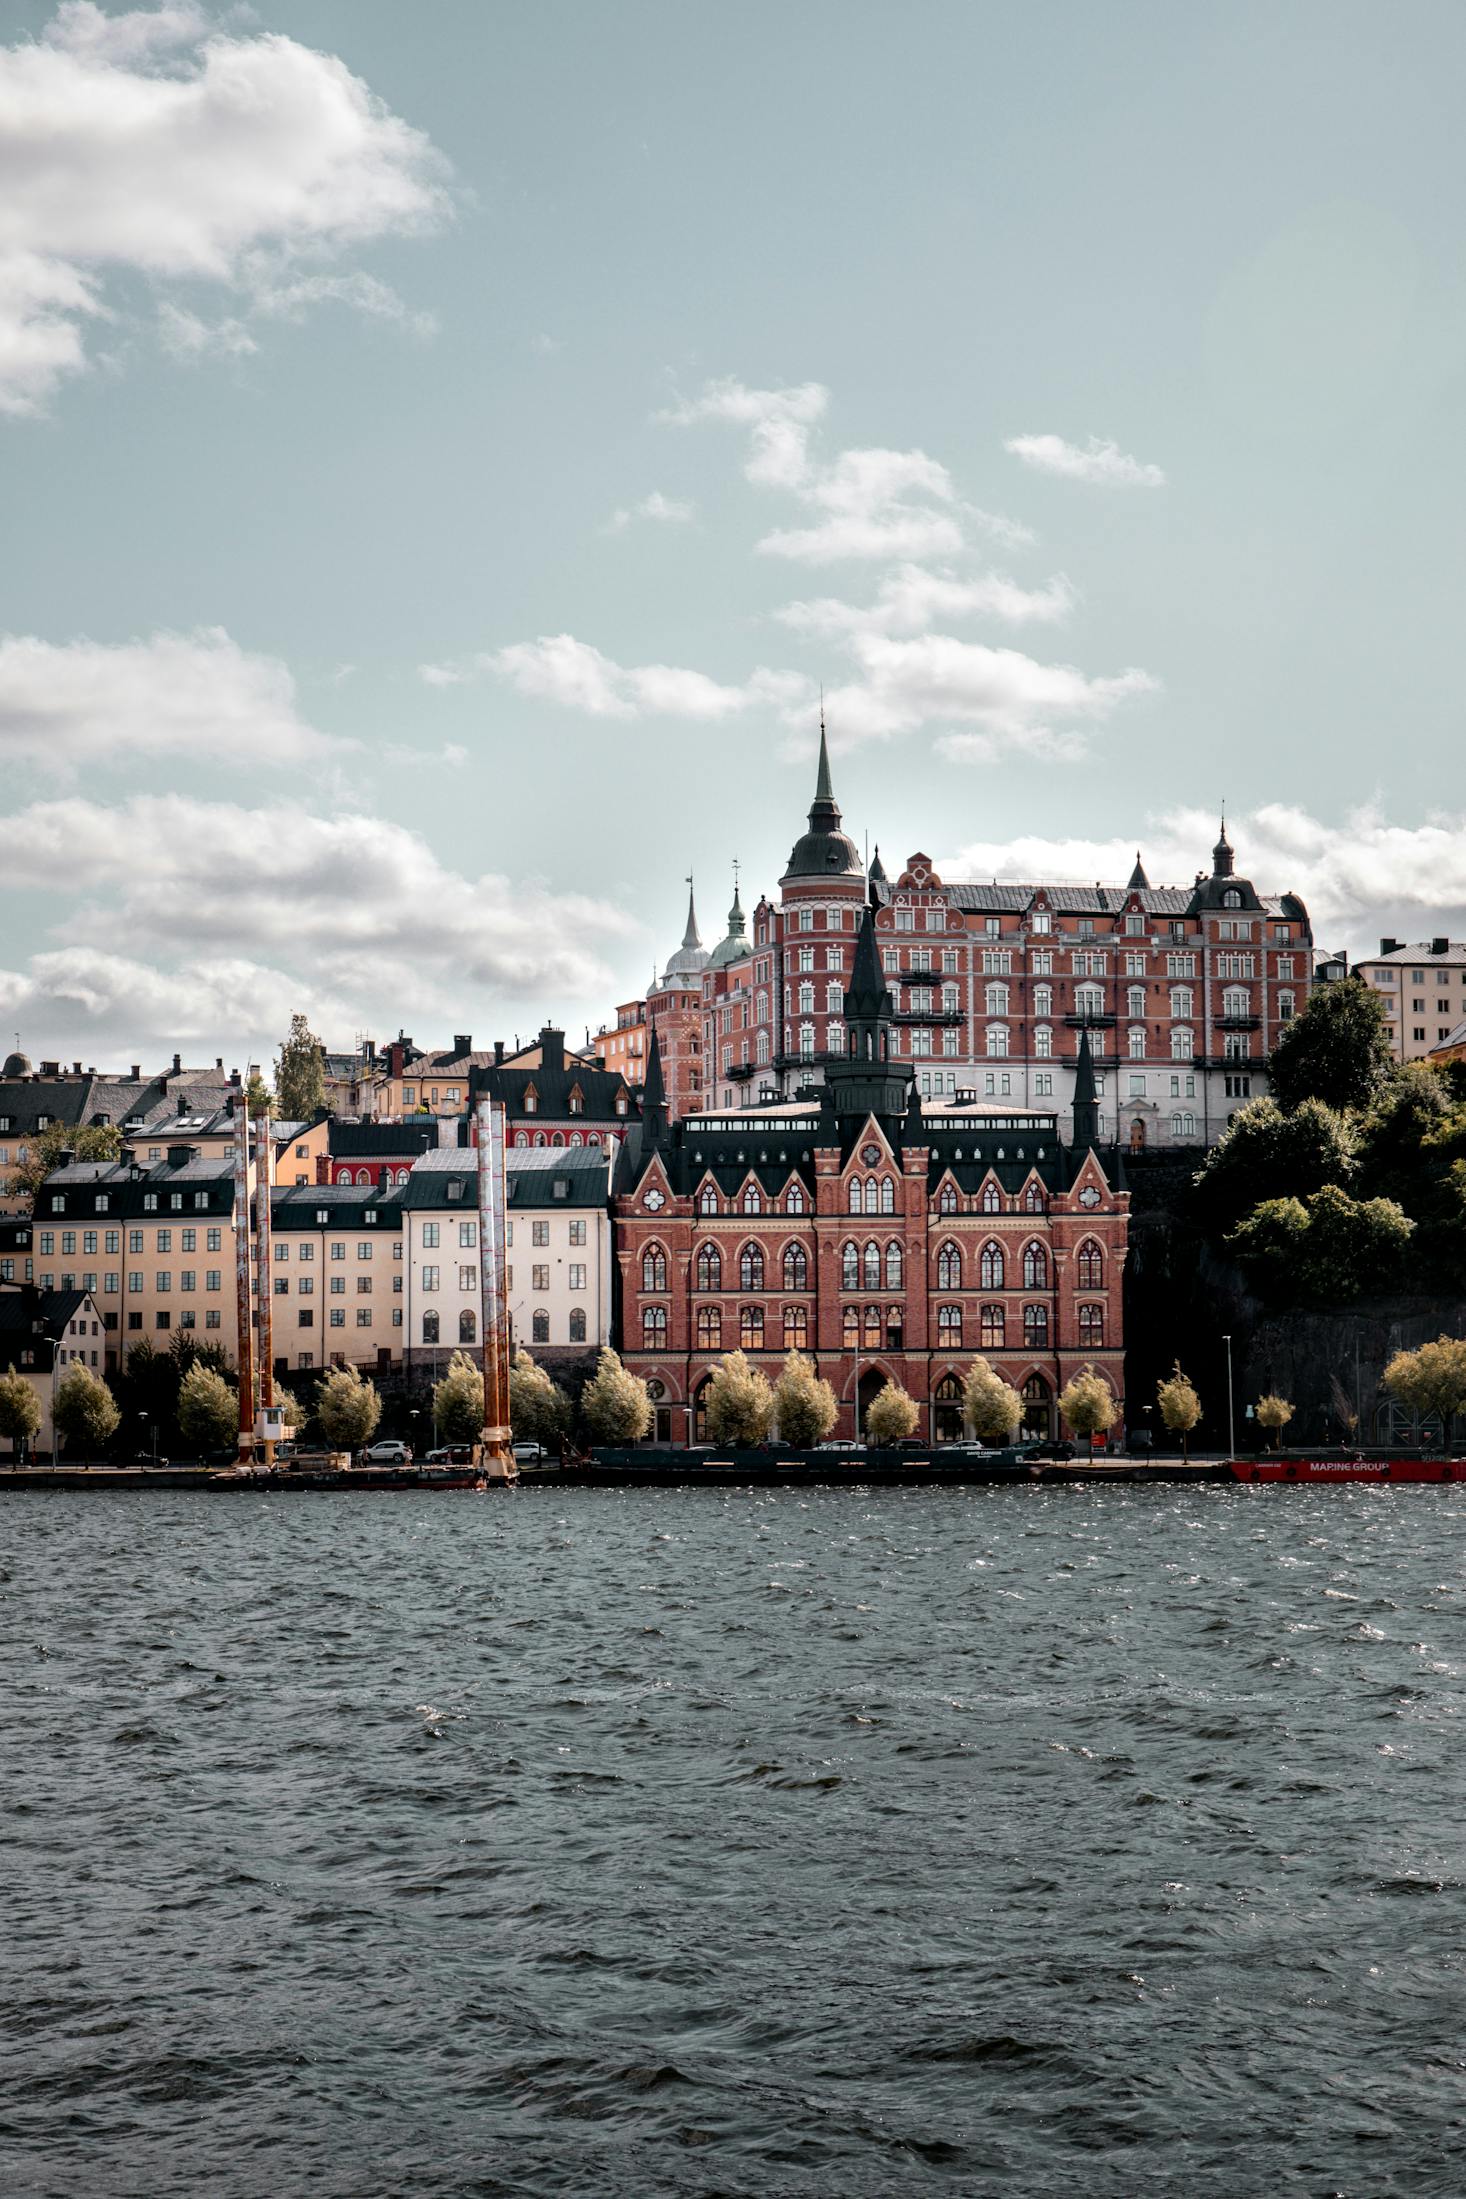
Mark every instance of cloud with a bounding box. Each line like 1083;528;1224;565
440;632;807;722
663;376;1035;566
776;563;1075;639
658;375;827;488
0;2;451;413
156;298;257;359
0;627;348;772
833;632;1158;751
603;489;695;534
0;792;642;1055
1004;433;1166;487
935;801;1466;948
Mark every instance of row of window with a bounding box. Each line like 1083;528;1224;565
648;1237;1104;1294
643;1302;1105;1350
39;1226;226;1256
417;1309;588;1345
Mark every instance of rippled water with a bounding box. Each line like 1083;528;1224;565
3;1486;1463;2197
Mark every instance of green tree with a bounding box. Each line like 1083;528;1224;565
0;1365;42;1457
1255;1393;1295;1449
6;1119;121;1201
1058;1366;1117;1459
772;1350;837;1446
1156;1361;1202;1459
274;1013;328;1122
508;1349;573;1445
581;1348;653;1445
704;1349;775;1446
244;1070;274;1119
865;1381;920;1444
1229;1185;1414;1303
177;1362;237;1453
316;1364;381;1450
1193;1096;1355;1237
276;1386;302;1433
434;1349;485;1443
962;1354;1023;1444
51;1363;120;1459
1382;1335;1466;1440
1267;976;1395;1115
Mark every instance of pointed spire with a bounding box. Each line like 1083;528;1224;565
1212;812;1234;879
681;872;702;950
845;899;891;1028
868;842;888;886
642;1025;666;1141
814;700;834;808
1127;850;1150;891
1071;1024;1099;1151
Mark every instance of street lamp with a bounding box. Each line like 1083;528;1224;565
1222;1332;1235;1460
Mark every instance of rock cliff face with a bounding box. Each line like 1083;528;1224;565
1122;1154;1466;1447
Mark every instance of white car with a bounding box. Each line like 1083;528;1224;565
512;1440;545;1464
362;1439;411;1465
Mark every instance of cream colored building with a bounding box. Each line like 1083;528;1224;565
1354;937;1466;1062
398;1145;611;1372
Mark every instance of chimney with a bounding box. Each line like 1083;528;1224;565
166;1143;197;1167
171;1053;181;1075
453;1033;472;1058
119;1144;135;1170
215;1056;224;1070
73;1061;82;1075
55;1147;75;1170
1431;936;1450;957
130;1064;141;1081
494;1040;505;1066
1380;937;1400;956
539;1025;565;1073
229;1068;241;1089
176;1094;188;1115
40;1060;59;1076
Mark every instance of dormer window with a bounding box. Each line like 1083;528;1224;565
1222;889;1242;908
568;1086;584;1115
524;1086;539;1114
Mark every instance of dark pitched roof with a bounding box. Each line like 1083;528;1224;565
271;1186;402;1230
0;1286;89;1343
328;1121;440;1158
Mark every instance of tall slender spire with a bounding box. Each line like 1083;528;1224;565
782;700;862;882
1127;850;1150;891
681;872;702;949
814;700;835;809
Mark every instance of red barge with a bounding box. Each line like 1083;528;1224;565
1228;1456;1462;1484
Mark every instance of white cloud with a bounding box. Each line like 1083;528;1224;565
428;633;809;723
836;631;1158;750
604;489;696;534
776;563;1075;639
156;298;257;359
1004;433;1166;487
0;792;642;1056
0;627;348;771
935;802;1466;948
659;376;827;488
0;3;450;412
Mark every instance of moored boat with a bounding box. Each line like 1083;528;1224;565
1229;1456;1461;1484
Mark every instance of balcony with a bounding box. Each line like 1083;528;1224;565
1216;1014;1261;1030
727;1060;755;1081
1063;1013;1117;1028
894;1006;964;1024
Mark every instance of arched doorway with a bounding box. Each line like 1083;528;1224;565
856;1365;887;1436
693;1375;714;1443
1129;1117;1147;1153
1022;1372;1052;1440
933;1373;964;1444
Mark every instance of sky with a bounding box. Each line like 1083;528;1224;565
4;0;1466;1071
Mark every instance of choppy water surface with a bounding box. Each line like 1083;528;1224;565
2;1486;1463;2197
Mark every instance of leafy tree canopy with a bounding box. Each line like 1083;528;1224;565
865;1381;920;1444
1156;1361;1202;1456
434;1349;485;1443
1382;1335;1466;1430
0;1365;42;1447
1059;1367;1117;1450
704;1350;775;1446
316;1365;382;1449
581;1349;652;1445
244;1070;274;1119
1228;1184;1414;1304
509;1349;572;1446
1193;1096;1355;1237
274;1013;328;1123
1267;977;1395;1115
1255;1393;1295;1446
7;1119;120;1201
962;1355;1023;1444
52;1364;120;1456
177;1362;238;1452
772;1351;837;1447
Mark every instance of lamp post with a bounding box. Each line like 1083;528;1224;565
1222;1332;1235;1460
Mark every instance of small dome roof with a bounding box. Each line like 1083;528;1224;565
3;1050;31;1078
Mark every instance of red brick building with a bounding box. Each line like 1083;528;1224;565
614;898;1129;1443
694;728;1313;1150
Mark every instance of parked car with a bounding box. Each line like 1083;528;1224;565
512;1440;545;1465
362;1439;411;1465
425;1446;477;1466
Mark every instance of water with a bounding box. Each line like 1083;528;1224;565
2;1486;1462;2197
